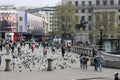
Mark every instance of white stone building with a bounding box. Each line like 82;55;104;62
39;7;57;33
26;7;57;34
27;13;44;35
62;0;120;31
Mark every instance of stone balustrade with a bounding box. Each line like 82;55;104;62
71;46;93;57
71;46;120;69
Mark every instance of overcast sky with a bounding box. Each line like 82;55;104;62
0;0;61;7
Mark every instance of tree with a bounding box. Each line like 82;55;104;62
55;3;77;39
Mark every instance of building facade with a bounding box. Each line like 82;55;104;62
62;0;120;31
38;7;57;33
0;5;44;41
62;0;120;44
27;7;57;33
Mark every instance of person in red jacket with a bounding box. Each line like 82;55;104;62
31;45;35;53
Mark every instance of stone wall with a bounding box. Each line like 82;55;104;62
90;59;120;69
101;52;120;69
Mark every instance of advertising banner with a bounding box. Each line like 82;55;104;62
0;13;17;32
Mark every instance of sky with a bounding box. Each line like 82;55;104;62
0;0;61;7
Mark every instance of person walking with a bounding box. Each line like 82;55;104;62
93;55;99;71
67;43;71;52
11;43;15;55
0;43;2;52
82;54;89;69
6;43;10;55
61;45;65;58
114;72;120;80
43;47;47;57
31;44;35;53
17;46;21;56
79;53;83;68
12;56;17;70
20;42;22;47
29;42;31;49
97;51;104;72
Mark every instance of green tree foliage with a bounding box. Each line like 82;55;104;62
55;3;77;35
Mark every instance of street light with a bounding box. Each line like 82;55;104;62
71;32;74;46
27;25;30;41
99;26;104;50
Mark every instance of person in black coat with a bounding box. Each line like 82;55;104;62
114;72;120;80
61;45;65;57
0;44;2;52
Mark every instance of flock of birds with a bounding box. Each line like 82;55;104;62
12;47;79;72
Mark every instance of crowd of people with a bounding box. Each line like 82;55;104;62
79;49;104;71
0;38;72;68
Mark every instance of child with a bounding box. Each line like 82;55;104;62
12;56;17;70
31;45;35;53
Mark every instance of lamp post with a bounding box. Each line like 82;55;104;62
71;32;74;46
99;26;104;50
28;25;30;41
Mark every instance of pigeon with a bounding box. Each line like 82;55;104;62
19;70;22;72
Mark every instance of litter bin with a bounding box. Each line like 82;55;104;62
5;58;11;71
47;58;53;71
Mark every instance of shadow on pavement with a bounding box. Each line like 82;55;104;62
75;77;112;80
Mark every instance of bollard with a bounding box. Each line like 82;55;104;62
47;58;53;71
5;58;11;71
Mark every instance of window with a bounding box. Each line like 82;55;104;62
19;26;23;31
110;0;114;5
75;1;78;6
88;24;92;30
103;0;107;6
88;9;92;13
88;16;92;21
96;0;100;6
50;26;52;30
82;10;85;13
89;1;92;6
82;1;85;6
19;17;23;21
69;1;72;4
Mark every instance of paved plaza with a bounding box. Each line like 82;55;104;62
0;44;119;80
